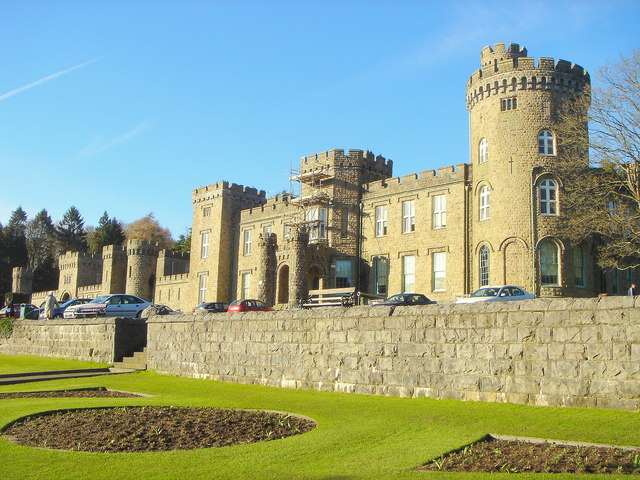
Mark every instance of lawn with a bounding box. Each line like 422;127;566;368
0;353;638;480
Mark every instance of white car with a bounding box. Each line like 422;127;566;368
64;294;152;318
456;285;535;303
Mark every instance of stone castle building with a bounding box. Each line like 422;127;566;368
18;42;633;310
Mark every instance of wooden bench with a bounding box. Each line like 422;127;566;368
301;287;357;308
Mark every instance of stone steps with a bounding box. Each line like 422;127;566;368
112;347;147;371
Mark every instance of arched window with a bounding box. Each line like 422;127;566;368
479;246;490;287
479;138;488;163
540;240;559;285
539;179;558;215
479;186;490;220
538;130;555;155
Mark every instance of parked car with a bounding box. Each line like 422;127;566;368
456;285;535;303
192;302;229;314
36;298;92;319
64;294;152;318
373;293;436;306
1;304;38;319
227;299;273;312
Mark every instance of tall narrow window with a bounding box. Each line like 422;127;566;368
432;194;446;229
373;257;388;296
538;130;555;155
432;252;446;291
335;260;352;288
402;200;415;233
243;230;252;256
306;206;327;240
341;207;349;237
201;232;209;258
198;274;207;303
479;138;488;163
540;240;559;285
539;179;558;215
479;246;490;287
402;255;415;293
479;186;490;220
574;245;585;287
240;272;251;299
375;205;388;237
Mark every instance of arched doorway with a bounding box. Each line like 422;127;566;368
307;265;322;291
60;292;70;302
277;265;289;304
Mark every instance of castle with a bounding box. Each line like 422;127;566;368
17;43;632;310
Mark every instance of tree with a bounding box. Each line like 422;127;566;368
557;49;640;270
55;206;87;254
4;206;28;269
88;211;126;253
25;209;59;292
174;228;191;253
125;213;174;250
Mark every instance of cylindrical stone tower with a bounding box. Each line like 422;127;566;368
126;239;159;301
11;267;33;295
256;232;277;306
466;42;590;296
289;228;309;306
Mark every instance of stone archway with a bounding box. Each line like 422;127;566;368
60;292;71;302
277;265;289;304
307;265;322;291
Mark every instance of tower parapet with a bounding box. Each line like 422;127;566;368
126;239;160;301
466;42;589;110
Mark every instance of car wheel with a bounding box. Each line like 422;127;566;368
136;311;142;319
54;314;62;319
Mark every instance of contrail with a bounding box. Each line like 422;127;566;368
0;57;102;101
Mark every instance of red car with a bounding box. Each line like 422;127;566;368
227;299;273;312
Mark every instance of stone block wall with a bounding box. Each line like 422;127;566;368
0;317;147;364
147;296;639;411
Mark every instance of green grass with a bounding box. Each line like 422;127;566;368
0;354;109;374
0;353;638;480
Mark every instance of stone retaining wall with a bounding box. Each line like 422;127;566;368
148;296;639;411
0;317;147;364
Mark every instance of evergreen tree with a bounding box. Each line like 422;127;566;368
88;211;126;253
174;228;191;253
4;206;29;268
0;223;10;295
25;209;58;292
55;206;87;253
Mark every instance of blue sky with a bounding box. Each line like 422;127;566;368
2;0;639;239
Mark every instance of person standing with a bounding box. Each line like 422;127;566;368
628;283;637;296
43;294;59;320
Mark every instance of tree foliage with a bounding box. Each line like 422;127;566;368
174;228;191;253
88;211;126;253
55;206;87;254
125;213;174;250
557;49;640;269
4;206;28;268
25;209;56;270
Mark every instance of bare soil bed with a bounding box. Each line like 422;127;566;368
0;387;141;399
3;405;316;452
419;436;640;475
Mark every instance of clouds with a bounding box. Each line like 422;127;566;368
70;122;152;161
0;57;102;102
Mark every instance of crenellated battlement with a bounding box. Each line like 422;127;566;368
127;239;160;257
298;149;393;178
192;180;267;204
365;163;469;194
101;244;126;260
155;273;190;284
158;249;189;260
466;43;589;109
58;251;102;270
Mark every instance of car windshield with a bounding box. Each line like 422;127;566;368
386;294;404;302
89;295;111;304
229;300;241;306
470;288;499;297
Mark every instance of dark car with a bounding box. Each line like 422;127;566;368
227;299;273;312
192;302;229;314
374;293;436;306
36;298;92;319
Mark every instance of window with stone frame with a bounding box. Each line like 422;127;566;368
402;200;415;233
574;245;585;287
243;229;252;256
335;260;352;288
402;255;415;293
539;179;558;215
240;272;251;299
538;129;555;155
501;97;518;111
479;138;488;163
201;232;209;258
198;274;207;303
375;205;388;237
432;194;446;229
479;186;490;221
540;240;559;285
479;246;490;287
306;206;327;241
432;252;446;291
373;257;389;296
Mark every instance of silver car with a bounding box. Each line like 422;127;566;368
456;285;535;303
64;294;152;318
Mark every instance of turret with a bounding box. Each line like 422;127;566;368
126;239;159;301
